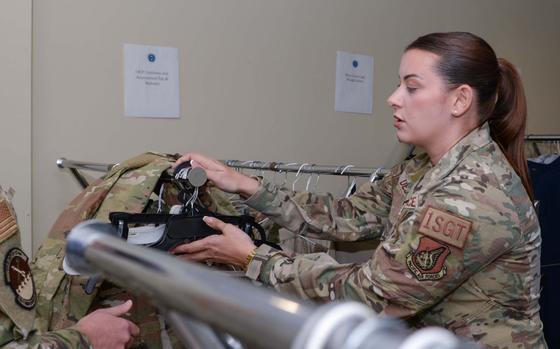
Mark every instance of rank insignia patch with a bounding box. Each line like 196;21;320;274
4;248;36;309
406;236;450;281
0;199;18;243
418;206;472;249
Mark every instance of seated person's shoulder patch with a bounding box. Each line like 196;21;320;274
0;197;36;310
0;198;18;244
4;247;36;310
0;193;36;334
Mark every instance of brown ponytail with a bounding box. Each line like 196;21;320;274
489;59;532;199
406;32;533;199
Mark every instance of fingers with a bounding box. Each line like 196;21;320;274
128;320;140;337
176;250;210;262
190;159;203;168
204;217;248;240
202;216;228;232
76;301;140;349
172;154;191;170
173;153;219;171
173;152;198;169
99;300;133;316
171;218;230;255
171;238;209;254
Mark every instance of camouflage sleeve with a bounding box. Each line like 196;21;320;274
246;177;527;318
1;326;91;349
244;163;404;241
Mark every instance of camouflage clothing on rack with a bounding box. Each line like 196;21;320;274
29;152;185;348
244;123;546;348
3;152;269;348
525;140;560;159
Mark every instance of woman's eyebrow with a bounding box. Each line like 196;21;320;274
403;74;422;81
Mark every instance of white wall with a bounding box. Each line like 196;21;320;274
28;0;560;252
0;0;32;255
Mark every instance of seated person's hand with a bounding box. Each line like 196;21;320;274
173;153;259;197
171;216;257;267
76;300;139;349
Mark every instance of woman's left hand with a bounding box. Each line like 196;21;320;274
171;216;257;267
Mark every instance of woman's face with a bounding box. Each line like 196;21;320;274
387;49;455;148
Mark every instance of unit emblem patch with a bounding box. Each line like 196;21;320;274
4;248;36;309
406;236;450;281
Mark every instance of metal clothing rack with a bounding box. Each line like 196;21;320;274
525;134;560;157
525;134;560;142
66;220;479;349
222;160;388;178
57;157;389;189
56;158;115;189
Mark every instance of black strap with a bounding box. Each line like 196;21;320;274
109;211;271;251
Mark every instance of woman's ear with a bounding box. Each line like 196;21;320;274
451;84;474;117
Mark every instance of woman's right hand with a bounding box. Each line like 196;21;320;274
173;153;260;197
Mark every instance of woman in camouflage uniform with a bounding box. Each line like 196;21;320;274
172;32;546;348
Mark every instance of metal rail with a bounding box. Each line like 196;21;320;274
56;157;388;189
223;160;388;179
56;158;115;173
66;220;480;349
57;157;387;178
525;134;560;141
65;221;351;349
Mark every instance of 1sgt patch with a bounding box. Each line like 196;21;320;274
4;248;36;309
406;236;450;281
418;206;472;249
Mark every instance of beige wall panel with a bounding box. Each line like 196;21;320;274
33;0;560;251
0;0;32;255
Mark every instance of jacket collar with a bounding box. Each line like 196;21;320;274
426;122;493;182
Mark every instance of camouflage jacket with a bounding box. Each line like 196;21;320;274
11;152;191;349
0;186;91;348
34;152;246;348
244;123;547;348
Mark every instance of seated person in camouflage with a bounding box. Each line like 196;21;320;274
0;186;139;349
171;32;546;348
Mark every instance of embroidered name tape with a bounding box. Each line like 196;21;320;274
419;206;472;249
399;179;409;193
403;194;419;209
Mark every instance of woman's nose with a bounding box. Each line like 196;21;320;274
387;89;400;109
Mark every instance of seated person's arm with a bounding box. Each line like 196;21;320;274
1;301;139;349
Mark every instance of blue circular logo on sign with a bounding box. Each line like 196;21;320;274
352;60;358;68
148;53;156;62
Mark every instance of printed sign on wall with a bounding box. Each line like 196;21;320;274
124;44;180;118
335;51;373;115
